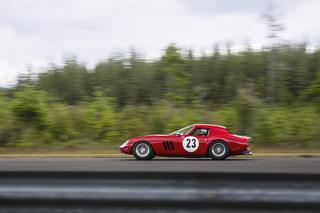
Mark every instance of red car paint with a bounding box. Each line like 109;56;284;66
120;124;251;158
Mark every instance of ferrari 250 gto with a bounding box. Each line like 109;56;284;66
119;124;252;160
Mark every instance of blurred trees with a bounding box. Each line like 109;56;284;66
0;43;320;149
32;44;320;108
38;59;89;105
10;87;48;128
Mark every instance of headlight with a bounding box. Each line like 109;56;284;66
120;140;129;148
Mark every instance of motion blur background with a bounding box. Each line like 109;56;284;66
0;0;319;154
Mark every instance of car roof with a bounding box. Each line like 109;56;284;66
193;124;227;130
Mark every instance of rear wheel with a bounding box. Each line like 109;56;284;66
133;142;155;160
208;141;230;160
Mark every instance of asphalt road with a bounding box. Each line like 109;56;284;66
0;157;319;174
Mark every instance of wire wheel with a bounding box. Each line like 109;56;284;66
212;142;226;157
135;143;150;158
208;141;230;160
133;142;154;160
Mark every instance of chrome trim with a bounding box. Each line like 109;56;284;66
243;151;253;155
120;140;129;148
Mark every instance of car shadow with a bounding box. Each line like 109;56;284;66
122;157;255;161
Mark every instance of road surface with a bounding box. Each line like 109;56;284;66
0;157;319;174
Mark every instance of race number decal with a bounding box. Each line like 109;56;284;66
182;136;199;152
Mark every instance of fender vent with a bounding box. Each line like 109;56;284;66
163;141;174;150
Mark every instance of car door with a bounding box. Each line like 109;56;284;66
191;130;209;156
175;128;210;156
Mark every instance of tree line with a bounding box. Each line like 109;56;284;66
0;44;319;149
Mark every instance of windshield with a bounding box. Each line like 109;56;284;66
170;125;194;135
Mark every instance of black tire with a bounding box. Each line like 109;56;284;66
208;140;230;160
132;141;155;160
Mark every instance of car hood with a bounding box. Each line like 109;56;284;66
131;134;173;141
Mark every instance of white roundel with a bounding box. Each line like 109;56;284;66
182;136;199;152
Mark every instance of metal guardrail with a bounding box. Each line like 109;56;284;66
0;171;319;212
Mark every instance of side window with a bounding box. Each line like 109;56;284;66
192;128;209;136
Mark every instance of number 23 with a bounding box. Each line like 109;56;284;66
186;138;196;148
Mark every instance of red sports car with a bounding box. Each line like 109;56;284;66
120;124;252;160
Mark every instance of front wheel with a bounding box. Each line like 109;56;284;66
132;142;155;160
208;141;230;160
